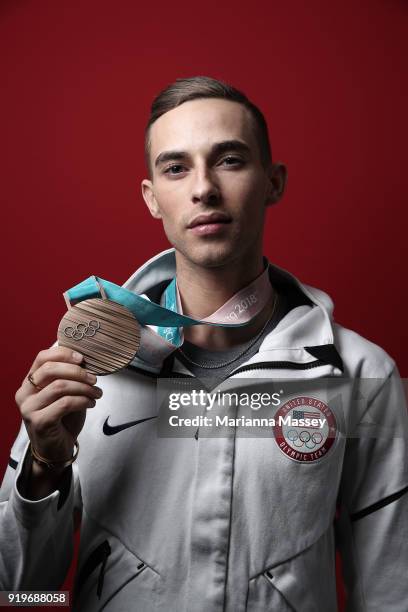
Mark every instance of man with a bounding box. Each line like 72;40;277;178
1;76;407;611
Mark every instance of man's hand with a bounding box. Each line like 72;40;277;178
15;346;102;475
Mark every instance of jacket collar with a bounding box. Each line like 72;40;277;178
123;249;342;372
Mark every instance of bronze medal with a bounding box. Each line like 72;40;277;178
57;281;141;375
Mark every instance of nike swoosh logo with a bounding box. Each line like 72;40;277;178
103;415;157;436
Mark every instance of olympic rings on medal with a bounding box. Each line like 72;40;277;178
287;429;299;441
312;432;323;444
63;319;100;341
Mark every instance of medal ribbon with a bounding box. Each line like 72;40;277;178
64;265;273;369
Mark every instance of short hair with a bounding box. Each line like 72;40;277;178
144;76;272;177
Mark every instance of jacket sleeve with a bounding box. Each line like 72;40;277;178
0;420;82;589
336;366;408;611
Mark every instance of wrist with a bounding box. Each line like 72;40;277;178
30;441;79;471
30;458;68;479
17;451;72;500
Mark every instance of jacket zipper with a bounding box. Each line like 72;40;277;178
169;359;329;439
75;540;112;600
96;542;111;598
170;358;328;380
229;359;329;376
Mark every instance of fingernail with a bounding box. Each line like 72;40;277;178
87;372;97;383
95;387;103;397
73;352;83;362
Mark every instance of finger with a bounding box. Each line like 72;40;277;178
30;346;84;374
28;395;97;430
27;362;97;392
19;347;85;400
22;380;103;415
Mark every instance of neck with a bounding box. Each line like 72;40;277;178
175;252;276;350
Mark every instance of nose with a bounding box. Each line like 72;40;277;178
191;167;220;206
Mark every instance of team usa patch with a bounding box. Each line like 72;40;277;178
273;396;337;463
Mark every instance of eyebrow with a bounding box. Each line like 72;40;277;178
154;139;252;168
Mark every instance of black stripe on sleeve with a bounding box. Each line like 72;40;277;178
8;457;18;470
350;485;408;522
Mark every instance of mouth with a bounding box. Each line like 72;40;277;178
187;212;232;236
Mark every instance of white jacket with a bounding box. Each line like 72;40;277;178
1;249;407;611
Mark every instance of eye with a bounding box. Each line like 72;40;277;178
220;156;244;167
163;164;186;175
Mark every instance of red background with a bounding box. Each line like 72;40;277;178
1;0;406;609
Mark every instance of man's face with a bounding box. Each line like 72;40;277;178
142;98;283;269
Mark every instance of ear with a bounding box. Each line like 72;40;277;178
141;179;162;219
265;162;288;206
